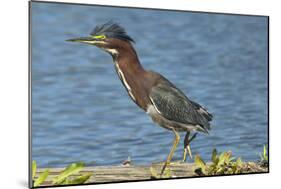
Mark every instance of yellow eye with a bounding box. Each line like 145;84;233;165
93;35;106;39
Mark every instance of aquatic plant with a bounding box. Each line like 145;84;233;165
259;145;268;167
32;160;93;187
32;161;49;187
194;149;244;175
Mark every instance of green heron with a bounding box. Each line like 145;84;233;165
67;22;213;175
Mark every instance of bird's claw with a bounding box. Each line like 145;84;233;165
182;133;197;162
160;162;170;175
187;145;193;159
182;145;193;162
182;148;187;162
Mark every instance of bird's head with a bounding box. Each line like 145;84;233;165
66;22;135;57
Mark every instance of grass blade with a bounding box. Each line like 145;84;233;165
236;157;243;167
218;151;232;165
52;162;85;184
32;160;37;180
194;155;206;174
34;169;49;187
263;145;268;161
211;149;217;163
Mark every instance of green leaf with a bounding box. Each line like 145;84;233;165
218;151;232;166
52;162;85;184
263;145;268;161
65;173;93;185
217;167;224;174
194;155;206;174
211;149;218;163
218;152;226;165
34;169;49;187
236;157;243;167
224;152;232;163
32;160;37;180
208;164;216;174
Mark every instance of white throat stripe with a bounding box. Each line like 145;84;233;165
115;63;136;101
105;48;118;55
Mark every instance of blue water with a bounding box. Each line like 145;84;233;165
31;2;268;168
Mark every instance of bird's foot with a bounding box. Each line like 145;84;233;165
150;165;172;179
160;161;170;175
182;145;193;162
159;160;183;176
182;148;188;162
182;133;197;162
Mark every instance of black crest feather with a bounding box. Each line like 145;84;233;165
90;22;135;43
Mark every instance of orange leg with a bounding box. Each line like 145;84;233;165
161;128;180;175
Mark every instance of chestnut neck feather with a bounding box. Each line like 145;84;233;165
112;43;153;110
114;44;144;74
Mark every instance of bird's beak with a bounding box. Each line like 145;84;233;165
66;36;100;45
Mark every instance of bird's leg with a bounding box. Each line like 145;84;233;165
161;128;180;175
182;132;190;162
182;132;197;162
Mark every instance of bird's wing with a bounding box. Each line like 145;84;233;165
149;82;212;133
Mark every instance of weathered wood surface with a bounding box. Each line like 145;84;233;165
36;162;268;186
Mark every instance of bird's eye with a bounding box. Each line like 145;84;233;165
93;35;106;39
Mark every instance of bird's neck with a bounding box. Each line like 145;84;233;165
113;46;145;74
112;45;148;108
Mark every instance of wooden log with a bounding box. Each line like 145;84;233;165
35;162;268;187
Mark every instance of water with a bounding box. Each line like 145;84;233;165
31;2;268;168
